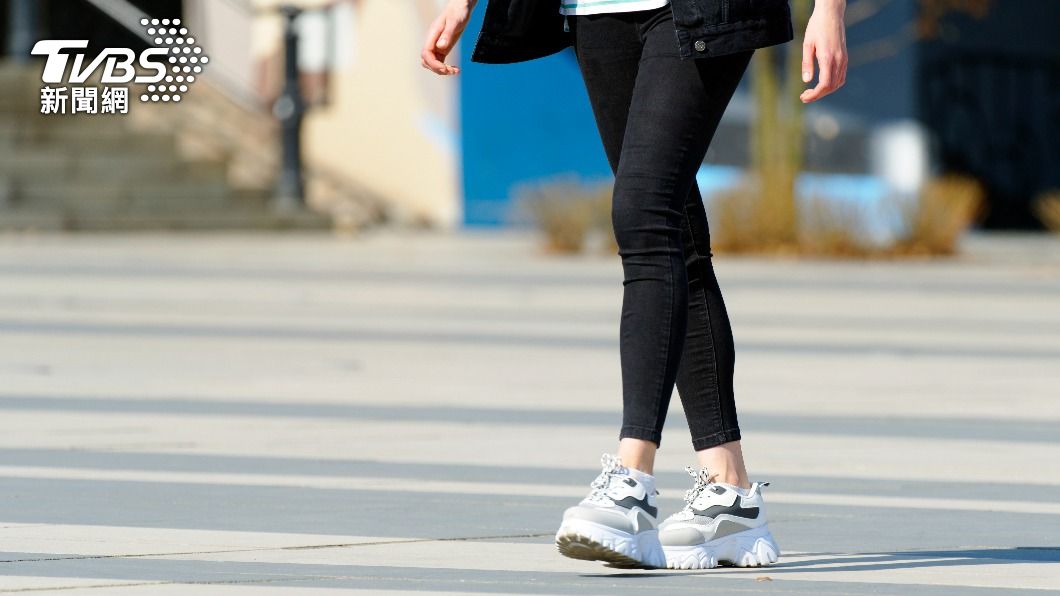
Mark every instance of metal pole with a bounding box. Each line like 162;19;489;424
7;0;39;64
273;5;306;213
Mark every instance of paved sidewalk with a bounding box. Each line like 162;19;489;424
0;230;1058;594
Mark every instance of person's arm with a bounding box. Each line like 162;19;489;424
422;0;478;76
800;0;847;103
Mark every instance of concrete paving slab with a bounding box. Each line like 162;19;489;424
0;230;1058;594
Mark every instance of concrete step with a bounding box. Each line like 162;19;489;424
0;60;41;83
0;61;79;115
0;148;229;185
0;114;163;138
6;136;180;159
0;82;42;112
26;130;178;154
0;207;332;231
71;156;227;184
69;157;182;183
12;181;233;209
229;187;272;205
0;61;339;232
0;150;72;178
0;209;64;230
0;142;180;167
0;112;133;129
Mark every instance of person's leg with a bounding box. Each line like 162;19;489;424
643;42;780;565
552;10;674;569
663;192;780;566
608;11;754;463
572;7;752;478
677;181;750;488
570;10;659;476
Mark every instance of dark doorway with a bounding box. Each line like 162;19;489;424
917;2;1060;230
2;0;184;57
921;52;1060;230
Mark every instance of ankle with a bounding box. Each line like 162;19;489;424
622;460;654;476
616;438;657;475
714;474;751;491
696;440;750;490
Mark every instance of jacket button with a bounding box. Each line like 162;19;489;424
694;40;707;52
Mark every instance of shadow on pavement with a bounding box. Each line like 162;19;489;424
715;546;1060;574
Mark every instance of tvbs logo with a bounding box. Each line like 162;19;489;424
32;18;208;115
32;40;168;85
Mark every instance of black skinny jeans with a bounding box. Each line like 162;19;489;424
570;6;751;451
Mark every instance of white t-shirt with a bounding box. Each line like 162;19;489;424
559;0;669;16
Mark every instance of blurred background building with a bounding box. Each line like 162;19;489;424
460;0;1060;230
0;0;456;230
0;0;1056;231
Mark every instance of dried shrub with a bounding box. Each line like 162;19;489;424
521;173;984;259
1032;190;1060;232
711;177;800;255
711;183;760;253
514;176;613;254
711;174;983;258
590;186;619;254
798;195;875;257
890;175;984;255
712;180;870;257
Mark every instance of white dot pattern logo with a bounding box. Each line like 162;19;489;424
139;17;207;103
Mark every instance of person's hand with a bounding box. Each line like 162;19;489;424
422;0;475;75
800;0;847;103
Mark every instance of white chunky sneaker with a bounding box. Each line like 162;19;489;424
555;453;666;569
659;467;781;569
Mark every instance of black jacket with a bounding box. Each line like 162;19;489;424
470;0;793;64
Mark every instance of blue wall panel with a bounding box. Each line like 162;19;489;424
458;8;612;227
823;0;919;124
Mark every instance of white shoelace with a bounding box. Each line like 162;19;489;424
585;453;628;504
680;465;713;511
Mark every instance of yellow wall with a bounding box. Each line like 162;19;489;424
192;0;460;227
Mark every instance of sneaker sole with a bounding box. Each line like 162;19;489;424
555;519;665;569
664;524;781;570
